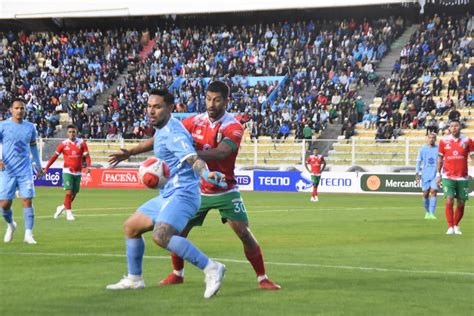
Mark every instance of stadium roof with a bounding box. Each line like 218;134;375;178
1;0;415;19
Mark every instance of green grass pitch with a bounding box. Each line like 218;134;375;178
1;187;473;315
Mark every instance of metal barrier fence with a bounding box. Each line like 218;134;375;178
38;137;424;168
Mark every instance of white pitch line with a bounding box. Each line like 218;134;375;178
0;251;472;277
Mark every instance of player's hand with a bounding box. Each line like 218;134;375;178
415;175;420;184
35;165;44;179
0;159;4;171
108;148;131;167
436;175;441;187
85;167;91;174
202;171;227;188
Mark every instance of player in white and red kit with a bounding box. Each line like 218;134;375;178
43;125;91;221
305;148;326;202
159;80;280;290
436;120;474;235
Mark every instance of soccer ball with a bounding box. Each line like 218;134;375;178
139;157;170;189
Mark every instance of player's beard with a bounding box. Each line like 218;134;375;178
208;108;225;121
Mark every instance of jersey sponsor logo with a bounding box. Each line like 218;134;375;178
196;129;202;134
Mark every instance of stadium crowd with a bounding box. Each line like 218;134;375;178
73;16;404;140
0;28;141;137
367;13;473;141
13;15;473;142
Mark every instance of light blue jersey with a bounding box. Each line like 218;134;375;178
138;117;200;232
153;117;200;198
0;119;37;177
416;144;439;191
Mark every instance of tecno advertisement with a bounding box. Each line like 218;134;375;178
254;171;360;193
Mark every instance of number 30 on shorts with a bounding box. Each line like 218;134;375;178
232;199;247;214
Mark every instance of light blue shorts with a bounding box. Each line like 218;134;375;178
138;191;201;233
0;171;35;200
422;178;439;192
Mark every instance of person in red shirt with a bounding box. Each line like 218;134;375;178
305;147;326;202
159;80;280;290
43;125;91;221
436;119;474;235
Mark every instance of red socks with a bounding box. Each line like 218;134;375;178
454;205;464;226
244;245;265;277
446;202;465;227
64;194;72;210
171;252;184;271
312;186;318;197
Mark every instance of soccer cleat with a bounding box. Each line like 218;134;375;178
24;232;37;244
429;214;437;220
54;205;65;219
106;276;145;290
446;227;455;235
453;226;462;235
313;196;319;202
310;197;315;202
424;213;431;219
4;221;17;243
204;262;226;299
159;273;184;285
66;210;75;221
259;278;281;290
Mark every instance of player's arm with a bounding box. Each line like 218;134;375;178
83;142;91;174
44;144;64;173
304;157;311;173
197;141;234;161
321;158;327;173
436;154;443;186
186;154;226;188
415;149;422;183
108;137;154;167
0;126;4;170
30;131;44;178
198;125;242;162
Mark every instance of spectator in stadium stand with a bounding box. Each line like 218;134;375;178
448;106;461;123
344;122;355;140
432;75;442;96
426;116;439;135
447;77;458;97
362;110;372;129
375;123;385;142
355;96;366;123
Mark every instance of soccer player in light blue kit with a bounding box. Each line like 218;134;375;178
106;89;227;298
415;132;439;219
0;98;44;244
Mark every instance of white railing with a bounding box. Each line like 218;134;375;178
38;137;425;169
